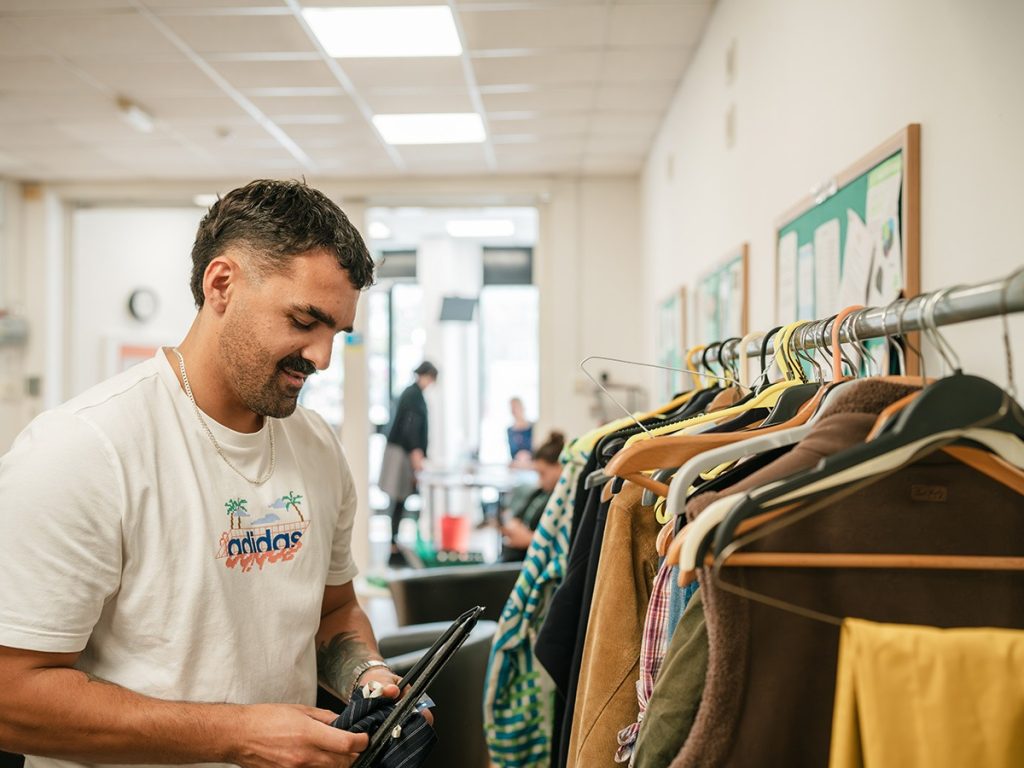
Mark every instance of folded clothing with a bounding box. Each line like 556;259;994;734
332;686;437;768
830;618;1024;768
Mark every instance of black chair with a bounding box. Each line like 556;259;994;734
386;563;521;626
317;619;497;768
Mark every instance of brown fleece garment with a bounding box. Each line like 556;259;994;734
566;481;660;768
671;380;1024;767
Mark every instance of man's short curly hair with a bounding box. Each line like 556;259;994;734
190;179;375;307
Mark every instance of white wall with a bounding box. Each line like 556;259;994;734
642;0;1024;389
537;176;646;442
70;207;202;397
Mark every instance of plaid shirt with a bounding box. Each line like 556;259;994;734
615;558;674;764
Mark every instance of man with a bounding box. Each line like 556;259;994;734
378;361;437;565
0;180;417;768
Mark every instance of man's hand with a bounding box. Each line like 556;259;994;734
229;704;368;768
355;670;434;727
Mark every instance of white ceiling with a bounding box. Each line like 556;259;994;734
0;0;715;181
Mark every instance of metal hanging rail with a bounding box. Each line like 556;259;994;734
718;269;1024;363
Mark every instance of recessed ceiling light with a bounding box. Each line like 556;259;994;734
373;113;485;145
302;6;462;58
446;219;516;238
117;97;155;134
193;194;219;208
368;221;391;240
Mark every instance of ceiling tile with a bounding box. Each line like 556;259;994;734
213;60;338;90
162;121;274;146
0;57;84;92
92;141;208;166
459;6;608;49
399;144;490;174
594;83;676;111
147;0;282;7
494;145;583;172
581;152;644;174
481;86;594;112
0;90;115;122
0;20;50;56
0;0;133;11
0;122;81;149
341;58;467;90
71;58;219;96
585;135;651;155
143;94;250;120
489;114;590;137
6;12;183;58
588;111;661;136
298;0;439;7
362;88;475;114
249;94;359;120
307;146;398;175
607;3;713;47
57;120;174;145
156;13;314;54
473;52;601;86
280;122;380;147
602;47;693;84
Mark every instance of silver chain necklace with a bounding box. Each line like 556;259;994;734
172;347;276;486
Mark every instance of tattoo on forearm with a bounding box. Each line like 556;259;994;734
317;632;373;701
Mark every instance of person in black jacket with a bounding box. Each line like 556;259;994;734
378;361;438;564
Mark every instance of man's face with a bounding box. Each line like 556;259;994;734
219;247;359;419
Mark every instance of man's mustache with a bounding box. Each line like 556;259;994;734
278;356;316;376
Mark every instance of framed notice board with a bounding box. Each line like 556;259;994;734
775;125;920;370
693;244;749;347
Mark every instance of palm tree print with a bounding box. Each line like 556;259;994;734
224;497;248;529
283;492;304;522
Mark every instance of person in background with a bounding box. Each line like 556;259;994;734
507;397;534;467
379;361;438;566
500;431;566;562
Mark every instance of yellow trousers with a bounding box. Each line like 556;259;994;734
830;617;1024;767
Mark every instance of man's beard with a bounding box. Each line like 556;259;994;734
219;313;316;419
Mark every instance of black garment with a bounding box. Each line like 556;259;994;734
554;494;611;768
701;406;770;433
388;383;429;455
332;688;436;768
535;482;603;691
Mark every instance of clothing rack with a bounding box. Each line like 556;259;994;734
717;269;1024;363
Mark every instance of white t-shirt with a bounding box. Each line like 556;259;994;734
0;350;359;768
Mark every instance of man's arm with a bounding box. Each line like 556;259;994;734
0;645;367;767
317;582;401;701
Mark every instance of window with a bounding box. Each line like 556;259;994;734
478;285;539;464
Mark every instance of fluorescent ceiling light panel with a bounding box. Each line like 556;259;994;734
373;113;485;145
446;219;516;238
368;221;391;240
302;6;462;58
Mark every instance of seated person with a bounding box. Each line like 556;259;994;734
500;431;565;561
